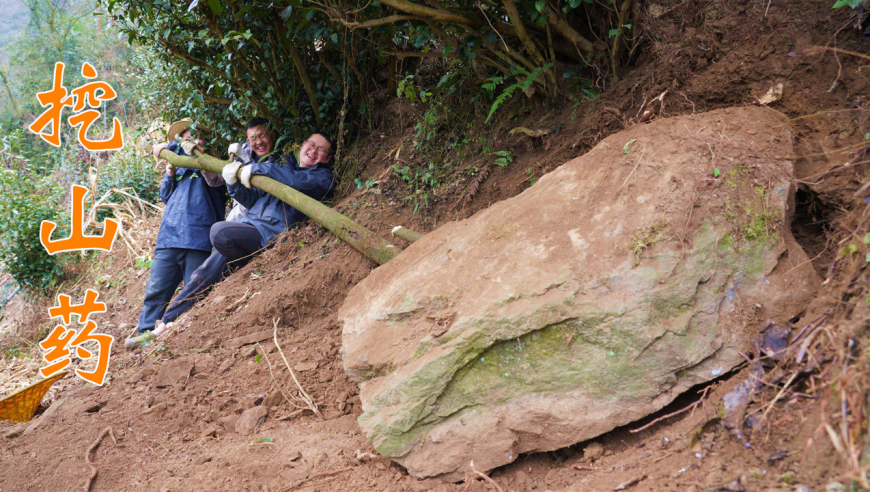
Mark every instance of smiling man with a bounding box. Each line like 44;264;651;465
126;118;335;348
212;121;335;263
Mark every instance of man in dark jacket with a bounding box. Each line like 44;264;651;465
129;118;334;344
132;119;226;339
211;121;334;263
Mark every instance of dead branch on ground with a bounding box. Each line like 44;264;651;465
84;427;119;492
272;318;322;418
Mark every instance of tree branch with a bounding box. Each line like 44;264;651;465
544;3;596;56
378;0;475;24
339;14;423;29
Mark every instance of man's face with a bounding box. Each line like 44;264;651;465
300;134;331;168
246;125;275;157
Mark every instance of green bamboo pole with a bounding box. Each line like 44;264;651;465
391;225;422;243
158;149;402;265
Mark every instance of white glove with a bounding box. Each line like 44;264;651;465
181;140;201;156
222;161;242;185
239;165;253;189
228;143;240;157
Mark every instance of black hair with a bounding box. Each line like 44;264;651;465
245;117;271;131
310;132;335;156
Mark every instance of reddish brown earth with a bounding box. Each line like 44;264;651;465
1;1;868;491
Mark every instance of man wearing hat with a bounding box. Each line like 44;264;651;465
132;118;226;339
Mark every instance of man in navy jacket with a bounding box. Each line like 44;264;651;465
211;120;334;263
133;120;226;337
128;118;334;346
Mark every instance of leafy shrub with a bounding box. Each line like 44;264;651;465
0;168;69;295
96;145;161;209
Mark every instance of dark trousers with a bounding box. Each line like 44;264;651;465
137;248;210;333
161;221;263;324
161;251;228;324
210;221;262;262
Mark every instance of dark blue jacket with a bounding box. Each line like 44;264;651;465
155;141;227;251
228;151;334;247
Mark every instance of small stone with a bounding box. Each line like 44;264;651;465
219;414;240;433
583;442;604;461
262;390;283;408
155;358;195;388
287;450;302;461
235;406;268;435
218;359;234;374
200;426;218;439
4;423;27;439
294;361;317;372
194;455;212;465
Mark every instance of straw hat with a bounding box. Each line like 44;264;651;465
166;118;211;142
166;118;192;142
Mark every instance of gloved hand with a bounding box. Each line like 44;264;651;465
228;142;254;165
239;165;253;189
181;140;202;156
228;142;240;158
222;161;243;185
152;142;169;159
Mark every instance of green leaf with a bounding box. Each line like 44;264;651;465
713;168;720;177
622;139;636;154
207;0;222;14
255;354;262;363
609;28;622;38
864;233;870;245
535;0;545;12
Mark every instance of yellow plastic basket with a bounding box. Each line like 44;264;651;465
0;371;68;423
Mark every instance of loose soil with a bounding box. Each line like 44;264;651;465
1;1;868;491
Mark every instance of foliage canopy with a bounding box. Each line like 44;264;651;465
100;0;637;147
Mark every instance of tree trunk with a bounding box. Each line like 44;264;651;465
158;149;402;265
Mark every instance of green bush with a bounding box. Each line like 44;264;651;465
96;144;161;210
0;168;69;295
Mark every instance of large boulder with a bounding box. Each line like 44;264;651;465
340;107;819;480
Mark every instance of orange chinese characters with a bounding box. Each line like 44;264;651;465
28;62;124;151
40;184;119;254
39;290;114;385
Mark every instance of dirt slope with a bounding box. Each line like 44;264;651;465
1;1;868;491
